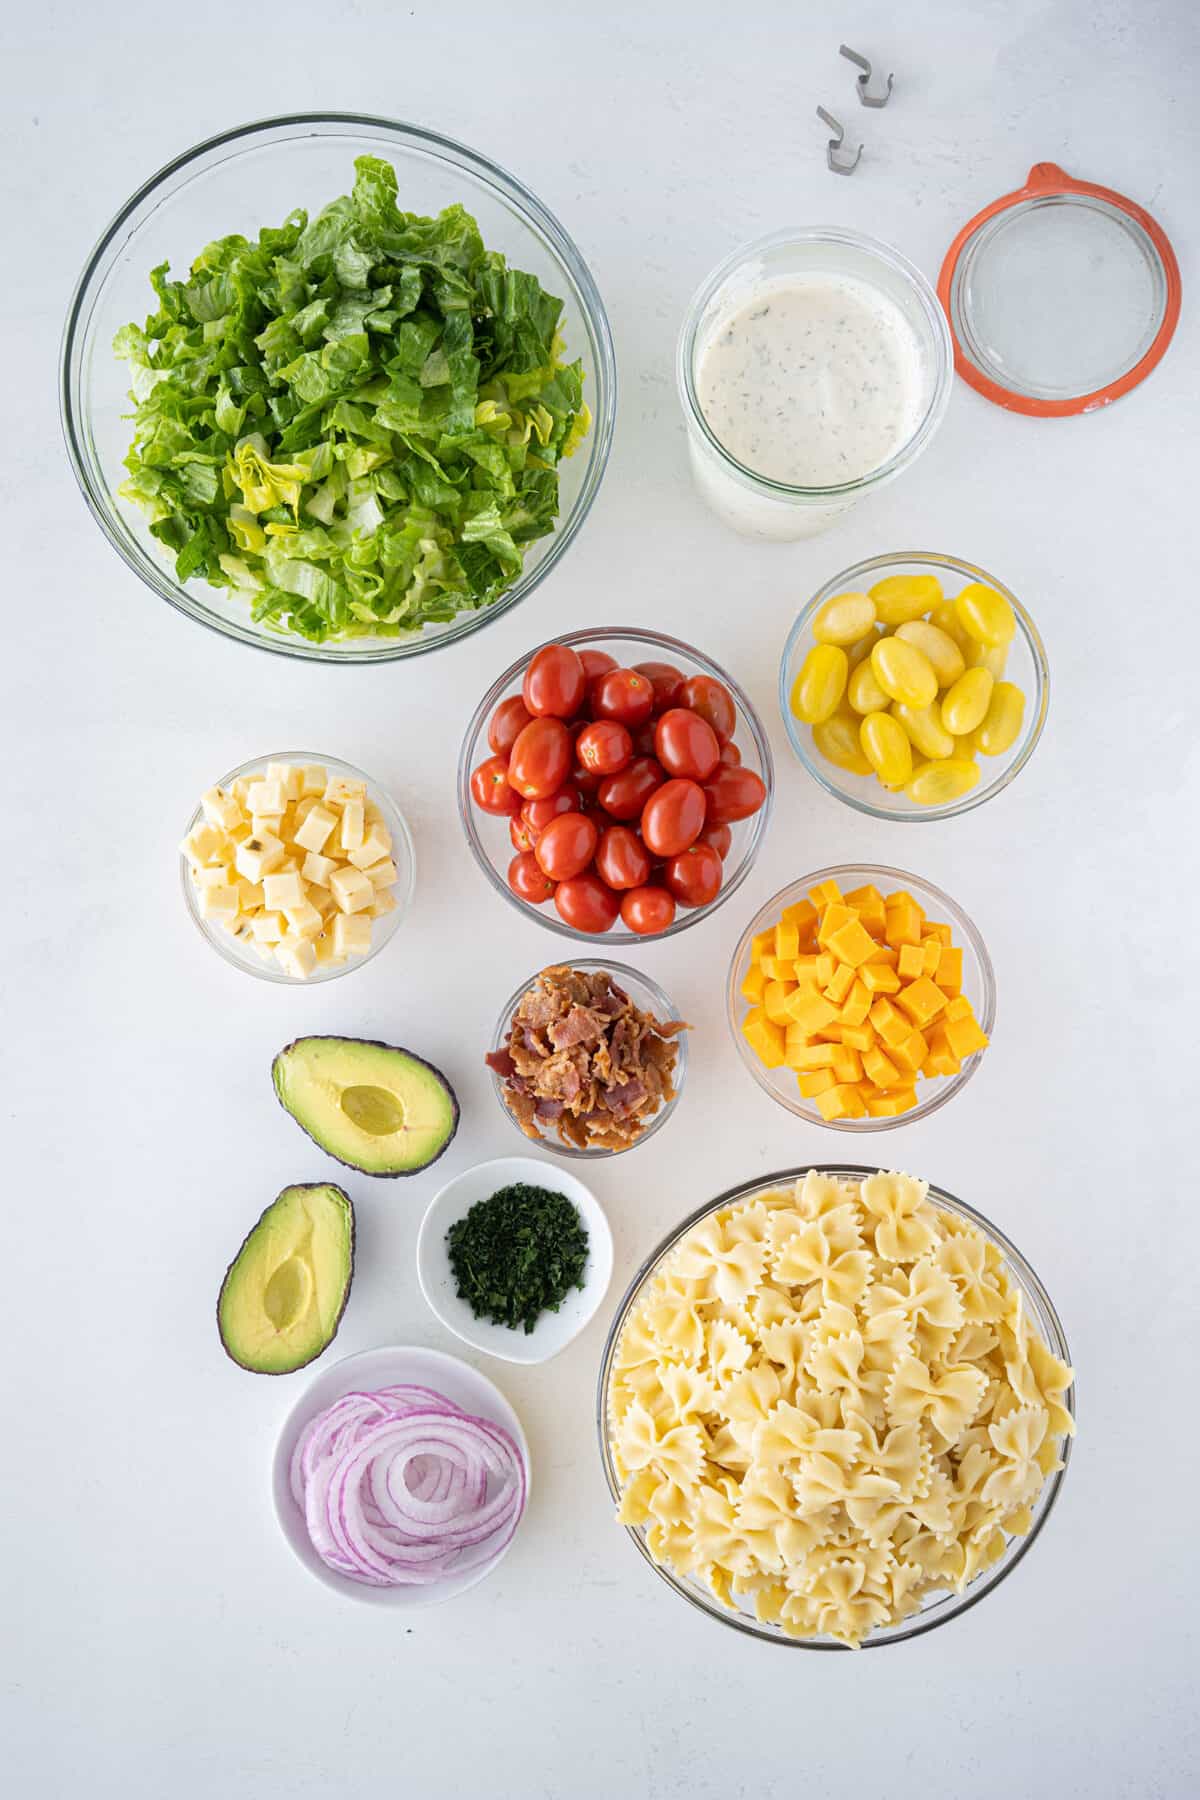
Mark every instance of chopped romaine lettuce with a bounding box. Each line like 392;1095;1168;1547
114;156;590;643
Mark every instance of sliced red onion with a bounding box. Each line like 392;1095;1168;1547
291;1384;526;1589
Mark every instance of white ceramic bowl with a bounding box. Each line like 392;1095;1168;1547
271;1344;530;1606
417;1156;613;1365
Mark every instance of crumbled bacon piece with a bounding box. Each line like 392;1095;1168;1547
487;965;688;1151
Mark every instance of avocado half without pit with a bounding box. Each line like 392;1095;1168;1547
272;1036;459;1177
218;1182;354;1375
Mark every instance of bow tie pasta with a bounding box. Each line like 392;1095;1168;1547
607;1170;1074;1648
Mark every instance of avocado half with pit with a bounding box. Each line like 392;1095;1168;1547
272;1036;459;1177
217;1182;354;1375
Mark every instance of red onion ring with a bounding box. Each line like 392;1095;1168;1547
292;1384;526;1589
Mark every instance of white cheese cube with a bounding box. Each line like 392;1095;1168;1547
228;821;252;847
293;804;337;854
198;882;239;921
236;877;265;913
276;937;317;980
339;799;365;852
368;889;398;919
267;762;303;801
235;833;285;884
301;764;328;797
364;800;383;826
277;854;300;874
347;826;392;870
262;870;306;911
182;824;225;865
246;778;286;818
201;787;243;832
232;776;256;806
250;912;286;944
333;913;373;958
193;865;230;892
329;865;374;915
301;851;337;889
284;897;324;939
324;774;367;808
310;885;337;920
363;858;398;890
313;931;345;967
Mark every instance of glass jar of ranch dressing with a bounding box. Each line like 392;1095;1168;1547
677;229;953;539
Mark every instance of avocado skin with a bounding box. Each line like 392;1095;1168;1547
217;1182;355;1376
271;1036;460;1178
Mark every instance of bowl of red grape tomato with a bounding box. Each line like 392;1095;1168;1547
416;1156;613;1365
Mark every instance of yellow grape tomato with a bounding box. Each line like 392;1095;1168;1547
812;591;877;646
813;711;873;775
871;636;939;709
955;582;1016;648
848;656;891;714
892;700;955;761
868;573;944;626
847;625;884;669
790;643;849;723
976;680;1026;755
894;620;965;688
940;667;994;736
906;757;981;807
859;711;913;789
965;638;1010;678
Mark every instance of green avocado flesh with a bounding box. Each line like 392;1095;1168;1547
217;1183;354;1375
272;1036;459;1177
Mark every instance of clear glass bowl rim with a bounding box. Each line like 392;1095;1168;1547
488;957;689;1158
676;226;954;499
779;550;1050;822
596;1162;1075;1650
179;748;415;983
59;110;617;665
726;862;996;1131
457;625;775;946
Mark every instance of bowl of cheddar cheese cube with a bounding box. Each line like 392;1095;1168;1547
179;753;414;982
727;864;994;1129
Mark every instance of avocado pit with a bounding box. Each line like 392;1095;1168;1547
341;1084;406;1136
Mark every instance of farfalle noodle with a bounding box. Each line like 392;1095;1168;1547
608;1170;1074;1647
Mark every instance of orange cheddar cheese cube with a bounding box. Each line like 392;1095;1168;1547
774;921;800;961
807;879;843;909
751;929;775;960
860;962;902;994
816;902;855;947
884;892;924;946
865;1088;918;1117
944;993;973;1022
862;1044;900;1087
869;997;910;1049
790;1042;839;1071
926;920;953;946
836;1021;875;1053
920;937;943;977
743;1008;786;1068
935;946;963;993
741;963;767;1005
839;980;872;1027
784;987;840;1034
832;1045;864;1084
816;1082;867;1122
890;1029;929;1074
823;961;856;1004
824;915;880;968
797;1068;838;1098
843;883;887;934
781;899;819;935
895;976;948;1029
942;1011;990;1060
897;942;926;981
764;980;796;1025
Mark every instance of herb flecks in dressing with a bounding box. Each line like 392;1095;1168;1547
696;276;925;488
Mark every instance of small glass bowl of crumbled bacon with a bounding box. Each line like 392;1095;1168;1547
486;962;690;1156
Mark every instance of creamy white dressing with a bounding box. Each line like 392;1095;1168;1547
695;274;926;489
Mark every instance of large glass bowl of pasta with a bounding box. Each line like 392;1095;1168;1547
598;1166;1074;1650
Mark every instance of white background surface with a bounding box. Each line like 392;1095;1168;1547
4;2;1198;1795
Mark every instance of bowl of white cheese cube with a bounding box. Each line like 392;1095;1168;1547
179;753;414;982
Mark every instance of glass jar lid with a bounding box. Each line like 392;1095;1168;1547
938;162;1181;416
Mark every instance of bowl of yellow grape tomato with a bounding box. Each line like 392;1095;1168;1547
779;552;1048;822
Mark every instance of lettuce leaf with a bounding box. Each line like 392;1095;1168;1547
114;155;589;643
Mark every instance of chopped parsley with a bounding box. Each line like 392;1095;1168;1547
447;1183;589;1335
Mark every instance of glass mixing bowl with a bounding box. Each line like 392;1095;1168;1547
487;959;688;1158
780;551;1049;821
727;865;995;1131
597;1165;1074;1649
61;113;615;662
458;627;774;946
180;750;413;983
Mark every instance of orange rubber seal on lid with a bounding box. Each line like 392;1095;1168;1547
937;162;1182;418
